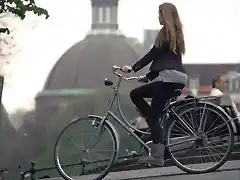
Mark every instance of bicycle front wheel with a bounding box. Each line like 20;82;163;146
54;116;118;180
166;102;234;174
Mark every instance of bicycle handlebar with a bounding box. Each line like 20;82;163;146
112;65;138;81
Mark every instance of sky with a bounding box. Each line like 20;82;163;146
1;0;240;121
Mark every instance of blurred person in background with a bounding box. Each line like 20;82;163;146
210;73;240;120
121;2;187;166
210;73;228;96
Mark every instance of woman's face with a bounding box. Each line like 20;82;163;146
158;10;164;25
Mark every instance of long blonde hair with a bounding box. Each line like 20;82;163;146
154;2;185;55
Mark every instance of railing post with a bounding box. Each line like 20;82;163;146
30;161;36;180
0;75;4;104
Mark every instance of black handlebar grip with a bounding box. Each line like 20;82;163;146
142;77;149;83
138;76;148;83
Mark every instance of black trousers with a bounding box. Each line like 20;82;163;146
130;81;185;144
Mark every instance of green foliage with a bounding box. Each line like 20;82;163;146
0;27;9;34
0;0;49;33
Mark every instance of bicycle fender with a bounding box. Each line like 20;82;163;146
88;115;120;157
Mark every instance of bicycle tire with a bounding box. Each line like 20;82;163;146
54;116;118;180
166;102;234;174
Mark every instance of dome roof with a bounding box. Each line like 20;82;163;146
43;34;142;90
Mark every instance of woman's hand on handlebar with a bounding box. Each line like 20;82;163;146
112;65;148;82
138;75;149;83
121;65;132;73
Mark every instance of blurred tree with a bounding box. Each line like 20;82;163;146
0;0;49;82
0;0;49;34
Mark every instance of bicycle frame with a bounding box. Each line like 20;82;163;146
101;73;151;152
95;67;198;153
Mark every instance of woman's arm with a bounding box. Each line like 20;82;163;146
131;45;157;72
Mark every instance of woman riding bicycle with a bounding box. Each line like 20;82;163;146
121;2;188;166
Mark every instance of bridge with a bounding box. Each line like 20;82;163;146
47;160;240;180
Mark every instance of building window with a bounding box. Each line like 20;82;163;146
226;71;240;91
92;7;97;24
111;7;117;24
98;7;104;23
105;7;111;23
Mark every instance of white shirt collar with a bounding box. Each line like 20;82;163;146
210;88;223;96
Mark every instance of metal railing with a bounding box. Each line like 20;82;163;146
18;152;140;180
1;139;240;180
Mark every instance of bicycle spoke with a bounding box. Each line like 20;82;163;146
205;122;227;136
173;121;192;136
185;111;196;130
199;103;207;131
204;116;220;134
200;108;211;132
67;135;83;150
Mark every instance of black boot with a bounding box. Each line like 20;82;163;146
137;143;165;166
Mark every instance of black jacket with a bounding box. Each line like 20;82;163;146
132;42;185;81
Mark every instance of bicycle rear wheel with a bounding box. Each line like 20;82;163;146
166;102;234;174
54;116;118;180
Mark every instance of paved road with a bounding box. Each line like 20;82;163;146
47;160;240;180
137;171;240;180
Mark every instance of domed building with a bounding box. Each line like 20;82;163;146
35;0;144;122
42;0;142;90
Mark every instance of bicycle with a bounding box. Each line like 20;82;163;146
54;65;234;180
